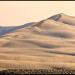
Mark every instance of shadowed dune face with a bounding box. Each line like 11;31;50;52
41;31;74;39
49;13;75;26
0;14;75;72
0;22;36;36
48;13;62;21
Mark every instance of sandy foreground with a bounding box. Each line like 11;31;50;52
0;48;75;70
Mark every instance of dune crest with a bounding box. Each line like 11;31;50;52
49;13;75;25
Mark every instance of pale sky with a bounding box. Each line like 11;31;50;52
0;1;75;26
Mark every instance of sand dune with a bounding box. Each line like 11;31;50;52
0;14;75;74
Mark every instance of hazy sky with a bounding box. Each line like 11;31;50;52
0;1;75;26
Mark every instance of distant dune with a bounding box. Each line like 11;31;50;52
0;13;75;74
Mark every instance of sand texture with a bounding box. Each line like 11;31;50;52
0;13;75;74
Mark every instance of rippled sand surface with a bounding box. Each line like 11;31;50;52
0;13;75;74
